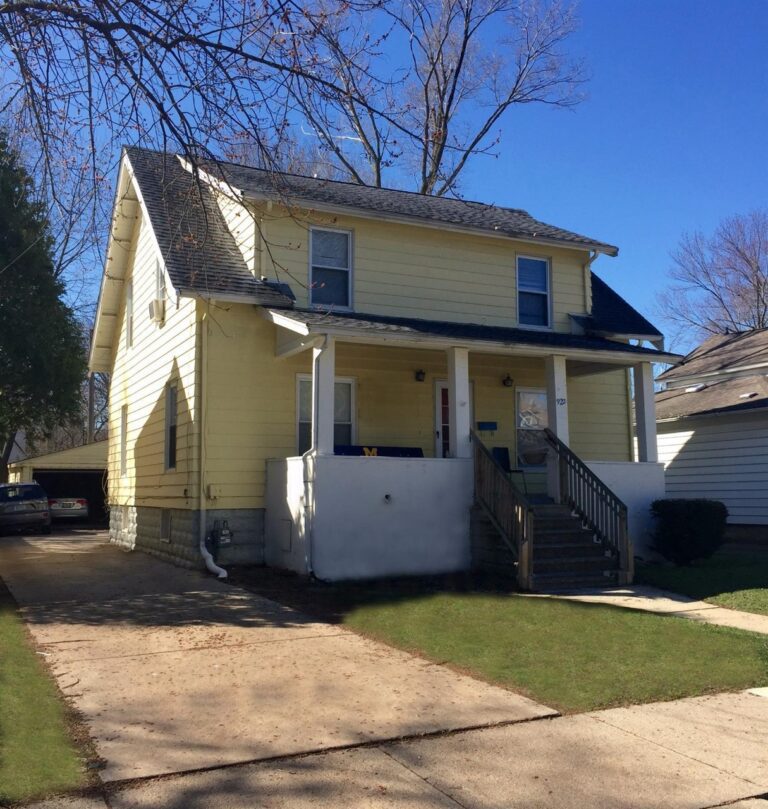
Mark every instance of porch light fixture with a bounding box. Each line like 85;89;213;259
502;374;514;388
414;369;426;382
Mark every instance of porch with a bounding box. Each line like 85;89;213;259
263;309;670;586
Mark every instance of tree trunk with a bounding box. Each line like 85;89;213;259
1;433;16;483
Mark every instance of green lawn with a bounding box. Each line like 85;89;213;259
0;583;86;804
229;569;768;714
345;592;768;712
636;552;768;616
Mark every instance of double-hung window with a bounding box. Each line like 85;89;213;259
125;279;134;347
310;228;352;308
297;376;355;454
165;384;178;470
517;256;550;328
120;405;128;476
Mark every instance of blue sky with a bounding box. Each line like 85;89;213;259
457;0;768;351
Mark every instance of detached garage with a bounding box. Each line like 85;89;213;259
8;440;108;523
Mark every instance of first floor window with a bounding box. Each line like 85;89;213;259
120;405;128;476
517;389;548;467
165;384;178;470
310;228;352;308
517;256;550;328
297;376;354;454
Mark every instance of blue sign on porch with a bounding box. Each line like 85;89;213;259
476;421;498;431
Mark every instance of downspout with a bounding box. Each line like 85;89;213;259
198;307;227;578
583;250;599;314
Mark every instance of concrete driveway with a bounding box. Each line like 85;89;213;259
0;530;553;782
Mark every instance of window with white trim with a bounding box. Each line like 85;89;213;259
125;279;134;347
165;383;178;470
297;376;355;454
310;228;352;308
120;405;128;476
517;256;550;328
155;259;166;302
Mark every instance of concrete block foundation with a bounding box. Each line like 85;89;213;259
109;506;265;569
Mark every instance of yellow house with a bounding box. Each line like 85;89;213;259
89;148;678;587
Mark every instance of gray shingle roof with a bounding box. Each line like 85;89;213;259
656;373;768;420
126;148;294;305
590;274;662;337
271;307;669;359
203;159;619;256
658;329;768;382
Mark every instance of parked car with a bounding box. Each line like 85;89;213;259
48;497;89;521
0;483;52;534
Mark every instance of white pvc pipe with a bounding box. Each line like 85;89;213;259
200;534;227;579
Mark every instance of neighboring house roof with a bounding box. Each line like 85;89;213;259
8;440;108;471
267;308;677;362
571;274;663;341
200;157;620;256
658;329;768;384
127;148;294;305
656;373;768;421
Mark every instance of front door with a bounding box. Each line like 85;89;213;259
434;381;474;458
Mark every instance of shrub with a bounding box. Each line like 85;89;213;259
651;499;728;566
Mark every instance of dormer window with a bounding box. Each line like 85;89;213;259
310;228;352;308
517;256;550;328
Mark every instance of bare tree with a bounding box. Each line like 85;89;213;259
286;0;584;195
658;210;768;343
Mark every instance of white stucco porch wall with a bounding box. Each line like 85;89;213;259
265;455;474;580
585;461;665;560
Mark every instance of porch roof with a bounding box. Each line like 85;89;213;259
266;308;680;365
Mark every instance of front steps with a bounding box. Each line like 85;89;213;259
470;503;620;591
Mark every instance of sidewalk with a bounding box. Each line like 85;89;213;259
523;584;768;635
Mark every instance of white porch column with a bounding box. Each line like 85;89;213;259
633;361;658;463
312;336;336;456
546;355;569;500
545;355;569;443
447;347;472;458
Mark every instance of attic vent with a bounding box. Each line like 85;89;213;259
739;392;759;399
685;384;706;393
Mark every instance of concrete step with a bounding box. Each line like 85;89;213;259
535;529;596;545
534;542;607;560
531;570;620;591
532;504;573;518
532;555;619;575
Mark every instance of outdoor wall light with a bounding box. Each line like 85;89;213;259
502;374;514;388
414;369;426;382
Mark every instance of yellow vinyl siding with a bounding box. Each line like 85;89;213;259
568;370;632;462
250;203;591;330
107;210;200;509
203;308;631;510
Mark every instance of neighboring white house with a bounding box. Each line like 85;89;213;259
656;330;768;538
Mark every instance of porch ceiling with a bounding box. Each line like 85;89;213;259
264;308;681;367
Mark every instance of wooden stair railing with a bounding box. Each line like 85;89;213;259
542;428;632;584
471;430;534;589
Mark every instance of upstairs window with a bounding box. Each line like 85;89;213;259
310;228;352;308
165;384;178;470
517;256;550;328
